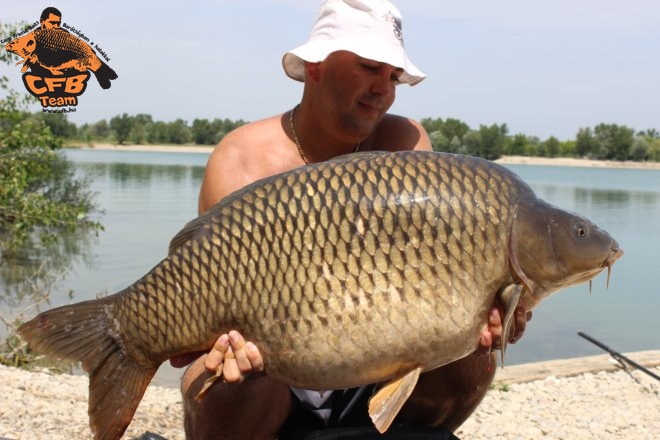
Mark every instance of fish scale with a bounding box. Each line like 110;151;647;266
18;151;622;440
121;152;514;381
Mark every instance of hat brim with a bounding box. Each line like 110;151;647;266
282;39;425;86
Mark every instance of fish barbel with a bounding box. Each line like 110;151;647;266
18;151;622;439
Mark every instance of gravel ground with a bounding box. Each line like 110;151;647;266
1;362;658;439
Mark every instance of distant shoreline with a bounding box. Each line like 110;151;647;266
74;143;660;170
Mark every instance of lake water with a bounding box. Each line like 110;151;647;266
5;149;660;387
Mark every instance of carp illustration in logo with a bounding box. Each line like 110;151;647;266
4;7;117;108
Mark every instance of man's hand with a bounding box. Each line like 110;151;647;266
170;330;265;384
475;299;532;356
203;330;264;382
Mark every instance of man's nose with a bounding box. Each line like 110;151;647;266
370;70;395;97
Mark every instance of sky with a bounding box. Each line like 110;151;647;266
2;0;659;140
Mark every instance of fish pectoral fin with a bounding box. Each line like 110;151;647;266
497;284;523;366
195;364;224;401
368;366;422;433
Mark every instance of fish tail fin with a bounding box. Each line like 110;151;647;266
92;62;118;89
18;298;157;440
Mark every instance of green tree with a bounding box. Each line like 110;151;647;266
476;123;507;160
38;113;77;138
575;127;595;158
461;130;481;157
91;119;111;140
192;118;215;145
420;117;443;133
638;128;659;139
165;119;192;144
593;123;634;161
0;22;102;258
648;138;660;161
429;130;448;152
630;137;648;161
128;114;153;145
441;118;470;142
508;134;528;156
109;113;134;144
147;121;167;144
542;136;560;158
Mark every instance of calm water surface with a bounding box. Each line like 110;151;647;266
7;149;660;386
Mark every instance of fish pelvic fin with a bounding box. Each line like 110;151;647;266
496;284;523;367
18;299;157;440
368;366;422;433
196;364;224;401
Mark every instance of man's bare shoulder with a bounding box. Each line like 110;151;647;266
371;114;432;152
199;113;298;212
221;114;284;147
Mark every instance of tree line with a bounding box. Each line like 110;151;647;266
39;112;660;162
420;118;660;162
41;112;248;146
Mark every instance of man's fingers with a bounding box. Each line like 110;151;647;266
204;333;230;373
246;342;264;372
202;330;266;382
228;330;253;374
488;306;503;350
509;300;532;344
476;331;493;356
221;346;243;382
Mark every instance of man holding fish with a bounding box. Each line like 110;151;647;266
18;1;621;438
177;1;530;438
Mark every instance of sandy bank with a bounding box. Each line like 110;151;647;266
76;143;214;154
495;155;660;170
1;350;658;439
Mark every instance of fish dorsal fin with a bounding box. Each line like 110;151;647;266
326;150;390;163
368;366;422;433
496;283;523;367
168;215;207;255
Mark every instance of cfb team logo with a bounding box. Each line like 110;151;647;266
3;7;117;111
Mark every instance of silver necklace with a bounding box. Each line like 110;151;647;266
289;104;361;165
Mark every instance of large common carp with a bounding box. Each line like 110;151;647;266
18;151;622;440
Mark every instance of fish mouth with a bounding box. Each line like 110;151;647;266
604;244;624;287
555;242;624;290
579;243;624;289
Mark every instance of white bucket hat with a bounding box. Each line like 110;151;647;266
282;0;425;86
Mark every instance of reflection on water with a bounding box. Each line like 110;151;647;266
101;162;206;186
1;153;659;387
0;228;98;309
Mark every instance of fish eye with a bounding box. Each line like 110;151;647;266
575;222;587;237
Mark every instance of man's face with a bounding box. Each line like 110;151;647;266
313;51;402;139
41;13;61;29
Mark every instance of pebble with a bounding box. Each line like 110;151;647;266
1;364;658;439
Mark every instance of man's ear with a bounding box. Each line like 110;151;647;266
304;61;321;82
